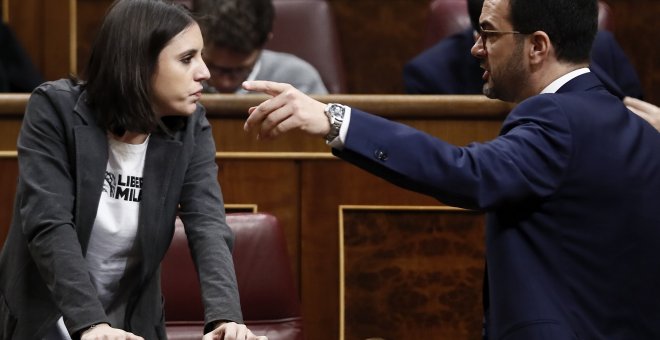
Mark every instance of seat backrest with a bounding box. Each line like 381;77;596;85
423;0;471;49
597;1;614;32
423;0;615;49
265;0;347;93
161;212;303;340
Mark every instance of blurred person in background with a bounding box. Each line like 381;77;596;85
403;0;644;100
196;0;327;94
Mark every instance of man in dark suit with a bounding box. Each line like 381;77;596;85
403;0;644;99
242;0;660;338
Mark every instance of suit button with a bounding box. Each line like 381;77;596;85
374;149;388;161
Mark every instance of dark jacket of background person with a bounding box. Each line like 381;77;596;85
0;21;44;92
0;80;241;339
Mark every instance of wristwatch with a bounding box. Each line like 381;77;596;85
324;103;345;143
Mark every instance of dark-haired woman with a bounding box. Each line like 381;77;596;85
0;1;265;339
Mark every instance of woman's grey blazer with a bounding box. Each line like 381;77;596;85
0;79;242;339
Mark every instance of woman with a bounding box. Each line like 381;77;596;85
0;1;265;339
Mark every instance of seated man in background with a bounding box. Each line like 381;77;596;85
404;0;644;99
195;0;328;94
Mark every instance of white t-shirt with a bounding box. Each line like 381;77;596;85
49;135;149;339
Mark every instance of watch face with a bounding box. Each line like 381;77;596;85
330;104;345;116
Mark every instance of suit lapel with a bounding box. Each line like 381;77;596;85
72;98;108;255
137;133;182;277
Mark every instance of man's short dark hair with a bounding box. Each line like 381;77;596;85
196;0;275;54
467;0;485;32
83;0;195;135
510;0;597;63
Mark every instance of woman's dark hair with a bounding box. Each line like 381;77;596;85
509;0;597;64
83;0;195;136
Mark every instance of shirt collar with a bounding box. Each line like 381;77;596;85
541;67;590;94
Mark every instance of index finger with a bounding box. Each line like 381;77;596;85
242;80;291;97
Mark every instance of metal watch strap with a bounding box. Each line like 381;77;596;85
324;103;345;143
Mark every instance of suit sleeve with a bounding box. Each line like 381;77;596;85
333;96;572;210
17;85;108;332
177;108;243;331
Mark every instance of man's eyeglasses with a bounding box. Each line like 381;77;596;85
477;28;526;50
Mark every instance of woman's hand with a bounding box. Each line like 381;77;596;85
81;323;144;340
202;321;268;340
624;96;660;132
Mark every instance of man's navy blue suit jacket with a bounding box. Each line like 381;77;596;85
403;29;644;99
334;72;660;339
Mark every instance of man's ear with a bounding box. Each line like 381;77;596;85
266;32;274;42
528;31;551;65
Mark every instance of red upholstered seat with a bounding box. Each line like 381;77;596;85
423;0;471;49
161;213;303;340
597;1;614;32
266;0;347;93
423;0;615;49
